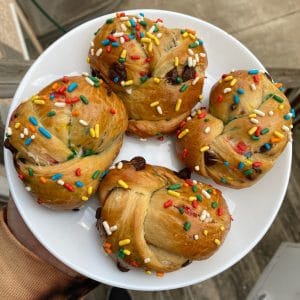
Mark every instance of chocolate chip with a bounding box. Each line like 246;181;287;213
109;62;127;83
130;156;146;171
95;207;102;219
260;144;272;153
175;168;191;180
72;208;80;211
231;103;238;111
204;151;217;166
181;260;192;267
117;261;130;272
245;173;256;180
182;66;195;82
166;67;178;85
4;139;17;154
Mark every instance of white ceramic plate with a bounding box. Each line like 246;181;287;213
4;9;292;291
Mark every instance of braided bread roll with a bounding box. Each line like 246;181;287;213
88;13;207;137
97;157;230;273
5;75;128;209
176;70;293;188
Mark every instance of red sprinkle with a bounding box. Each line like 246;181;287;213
110;108;116;114
136;31;141;39
157;136;164;141
64;183;75;192
198;111;207;119
164;199;173;208
62;76;69;83
65;97;79;104
217;95;223;103
18;173;25;180
57;85;66;94
185;179;194;186
135;23;141;31
145;57;152;62
130;55;141;60
156;18;163;23
253;161;262;168
106;45;112;53
235;141;247;154
75;168;81;176
182;148;188;159
108;35;117;42
179;121;186;129
129;260;140;267
255;126;262;137
192;200;198;209
176;129;181;137
117;12;125;17
253;75;259;84
217;207;223;216
123;34;130;42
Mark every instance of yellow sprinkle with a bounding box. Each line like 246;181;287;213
118;179;129;189
174;56;179;67
274;130;284;139
167;190;180;197
203;230;208;236
189;196;197;201
120;49;127;59
153;77;160;83
178;129;189;139
89;127;96;138
220;226;225;231
182;31;188;38
88;186;93;195
248;113;257;118
153;37;159;45
123;249;131;256
278;104;284;110
95;124;100;138
81;196;89;201
119;239;131;246
248;126;258;135
200;146;210;152
126;20;131;27
14;122;21;129
141;37;151;43
148;42;153;52
230;78;237;86
145;270;152;275
175;99;182;112
150;101;159;107
146;32;155;39
188;33;196;40
214;239;221;246
33;99;45;105
244;159;252;167
124;80;133;86
199;95;203;101
224;75;233;81
86;57;90;63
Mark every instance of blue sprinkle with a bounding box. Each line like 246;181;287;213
129;18;136;27
221;177;227;184
140;32;145;38
237;88;245;95
25;138;32;146
224;161;230;167
197;39;204;46
29;116;38;126
139;12;144;17
238;162;245;170
113;76;119;83
111;41;119;47
284;114;291;120
279;87;284;92
101;39;110;46
38;127;52;139
129;34;136;40
75;181;84;187
245;151;252;158
49;93;55;100
101;169;109;179
248;69;259;75
52;173;62;181
233;94;240;104
291;108;296;118
264;143;271;151
67;82;78;92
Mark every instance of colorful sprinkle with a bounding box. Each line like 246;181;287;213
163;199;173;208
200;146;210;152
175;99;182;112
167;183;182;190
80;95;89;105
183;221;191;231
248;69;259;74
167;190;180;197
214;239;221;246
273;94;284;103
178;129;189;139
29;116;38;126
119;239;131;246
92;170;100;179
64;183;75;192
180;84;188;92
88;186;93;195
67;82;78;92
118;179;129;189
51;173;62;181
237;88;245;94
38;127;51;139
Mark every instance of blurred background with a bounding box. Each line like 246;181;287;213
0;1;299;299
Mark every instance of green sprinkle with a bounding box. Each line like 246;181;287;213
180;84;188;92
207;188;213;194
167;183;182;190
192;185;197;193
153;24;159;32
47;111;56;117
264;93;275;101
94;81;100;87
180;29;186;34
92;170;100;180
189;43;198;48
251;135;260;140
273;94;284;103
82;149;95;157
88;76;99;83
261;128;270;135
204;118;209;122
139;20;147;27
183;221;191;231
106;18;114;24
67;153;76;160
119;58;126;63
244;169;254;176
211;201;218;209
221;177;227;184
80;95;89;105
140;76;148;83
196;194;202;202
178;207;184;214
117;249;125;258
176;76;183;84
28;168;34;176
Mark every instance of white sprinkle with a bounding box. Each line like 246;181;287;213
188;56;193;67
192;59;197;67
117;161;123;169
156;32;162;38
79;119;88;126
54;102;66;108
126;88;132;95
7;127;12;136
231;69;236;73
250;118;259;124
120;81;125;87
82;72;89;77
195;165;200;171
90;48;94;56
102;221;112;235
57;179;64;186
268;110;274;116
120;36;125;44
192;180;197;185
193;234;199;240
20;133;24;139
204;126;211;134
250;83;256;90
290;124;293;129
282;125;290;132
253;109;265;117
140;138;147;142
192;76;200;86
200;210;208;221
149;25;156;33
121;23;127;32
96;48;103;57
144;257;151;263
188;48;194;56
23;128;29;135
85;77;94;86
202;189;211;199
288;132;293;142
187;116;192;121
195;53;199;63
156;106;163;115
224;88;232;94
113;31;124;37
110;225;118;232
120;16;128;21
25;186;31;192
191;110;197;117
109;165;116;170
199;52;206;57
195;40;200;46
90;41;94;47
31;135;35;140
